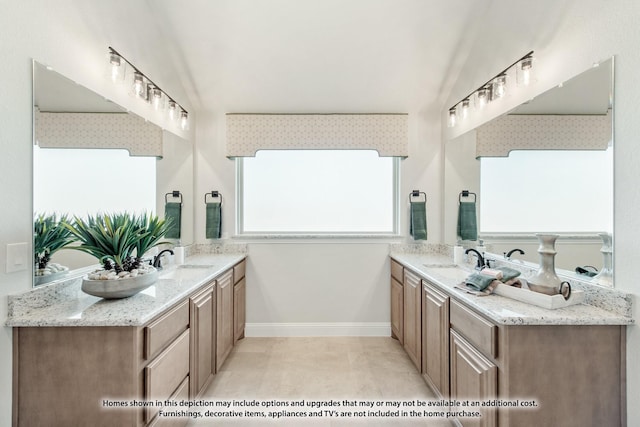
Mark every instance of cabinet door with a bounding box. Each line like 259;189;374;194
403;269;422;371
390;277;404;344
234;277;246;343
190;284;215;398
450;330;497;427
422;281;449;398
216;270;234;371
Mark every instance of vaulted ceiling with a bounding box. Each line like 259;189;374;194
70;0;573;116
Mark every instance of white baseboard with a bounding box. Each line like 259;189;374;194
245;322;391;337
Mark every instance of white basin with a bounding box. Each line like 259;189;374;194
159;265;214;281
423;265;472;282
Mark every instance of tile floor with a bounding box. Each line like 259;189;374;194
186;337;452;426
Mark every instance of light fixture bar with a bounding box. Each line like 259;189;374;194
448;50;534;126
108;46;188;116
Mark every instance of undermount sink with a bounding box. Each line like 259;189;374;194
423;264;472;282
159;264;215;281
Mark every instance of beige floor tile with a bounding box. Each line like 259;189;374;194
187;337;451;427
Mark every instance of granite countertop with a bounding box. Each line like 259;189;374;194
6;254;246;327
391;252;633;326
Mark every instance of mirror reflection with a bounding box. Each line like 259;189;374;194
33;61;194;286
444;58;613;282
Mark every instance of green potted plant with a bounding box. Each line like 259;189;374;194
34;213;77;285
64;212;171;299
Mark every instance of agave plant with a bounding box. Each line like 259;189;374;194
133;212;172;264
64;212;170;274
34;213;77;270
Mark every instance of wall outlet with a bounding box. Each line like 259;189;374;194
6;242;28;273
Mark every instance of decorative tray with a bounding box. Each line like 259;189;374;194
494;281;584;310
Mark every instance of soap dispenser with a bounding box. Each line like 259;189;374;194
476;239;486;254
453;241;465;265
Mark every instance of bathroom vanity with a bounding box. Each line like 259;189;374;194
390;252;632;427
7;254;246;427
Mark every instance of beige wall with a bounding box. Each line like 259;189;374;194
193;110;443;332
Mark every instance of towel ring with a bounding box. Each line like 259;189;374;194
204;191;223;205
165;191;182;205
459;190;477;203
409;190;427;203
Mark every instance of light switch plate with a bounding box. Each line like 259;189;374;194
6;242;28;273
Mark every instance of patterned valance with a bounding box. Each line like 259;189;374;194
226;113;408;157
35;110;163;157
476;112;612;157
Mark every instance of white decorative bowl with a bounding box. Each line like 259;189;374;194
81;268;158;299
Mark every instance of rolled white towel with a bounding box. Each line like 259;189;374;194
479;268;504;280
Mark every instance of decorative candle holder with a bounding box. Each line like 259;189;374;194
593;232;613;287
528;234;563;295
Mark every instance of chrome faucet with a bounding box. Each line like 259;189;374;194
465;248;485;270
505;248;525;260
153;249;174;269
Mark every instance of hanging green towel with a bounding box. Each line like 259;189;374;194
206;202;222;239
465;273;496;291
410;201;427;240
457;201;477;241
164;202;182;239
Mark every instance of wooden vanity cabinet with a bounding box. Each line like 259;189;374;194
13;260;247;427
449;301;498;427
233;260;246;343
216;270;234;371
390;258;626;427
189;283;216;399
403;269;422;371
390;260;404;343
144;300;191;424
421;280;450;399
448;299;625;427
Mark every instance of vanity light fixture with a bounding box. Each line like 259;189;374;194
150;86;164;111
516;55;534;86
448;108;457;128
448;50;534;127
132;72;147;99
109;52;125;83
107;46;189;131
475;86;490;109
460;98;470;119
180;110;189;130
168;100;179;121
491;74;507;99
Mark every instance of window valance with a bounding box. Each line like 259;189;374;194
476;112;611;157
226;113;408;157
35;110;163;157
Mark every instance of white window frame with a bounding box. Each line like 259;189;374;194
236;150;401;237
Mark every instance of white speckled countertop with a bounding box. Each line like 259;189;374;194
6;254;246;327
391;252;633;326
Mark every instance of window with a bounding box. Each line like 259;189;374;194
238;150;398;234
33;147;156;218
480;149;613;233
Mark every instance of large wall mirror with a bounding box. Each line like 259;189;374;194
444;57;614;284
33;61;194;286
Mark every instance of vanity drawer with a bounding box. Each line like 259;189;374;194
233;260;246;284
148;376;190;427
144;300;189;360
145;329;190;421
391;259;404;282
450;300;497;359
